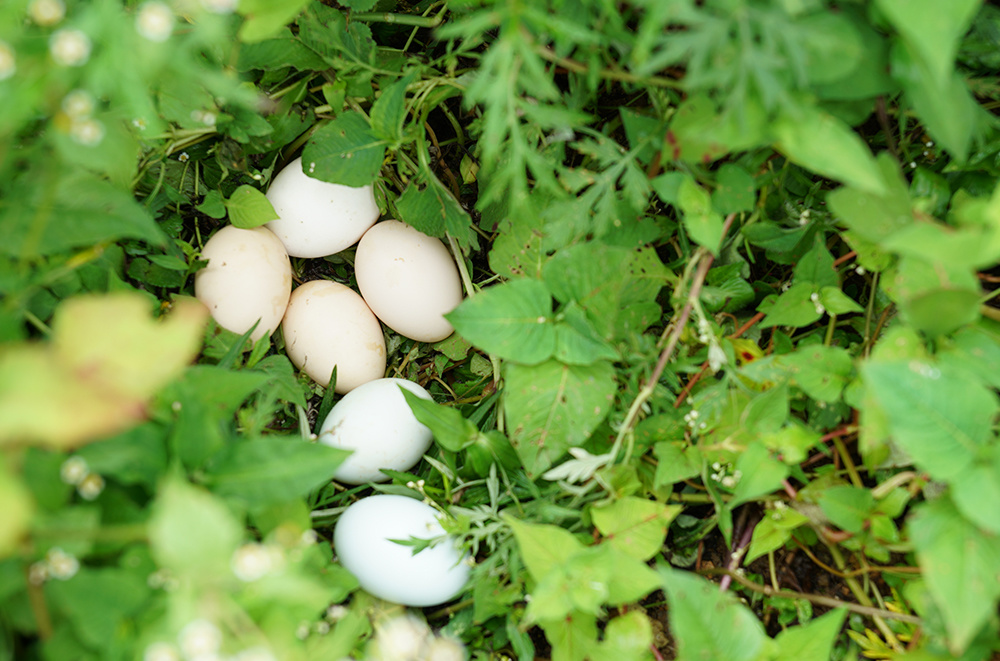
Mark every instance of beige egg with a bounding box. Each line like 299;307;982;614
194;225;291;342
281;280;386;393
354;220;463;343
265;156;379;258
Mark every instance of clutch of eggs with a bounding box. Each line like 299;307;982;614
334;495;471;607
318;378;433;484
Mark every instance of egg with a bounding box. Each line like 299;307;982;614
194;225;292;342
264;156;380;258
334;495;471;607
354;220;463;343
318;378;433;484
281;280;386;393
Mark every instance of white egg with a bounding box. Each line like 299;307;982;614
334;495;471;607
318;378;433;484
194;225;291;342
355;220;463;343
264;156;379;258
281;280;386;393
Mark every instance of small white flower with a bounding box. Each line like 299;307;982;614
143;642;181;661
855;266;866;275
0;40;15;81
295;622;311;640
200;0;238;14
62;89;96;119
909;161;916;169
371;615;432;661
46;547;80;580
178;619;222;659
720;475;737;488
326;605;348;622
60;456;89;485
178;152;190;163
231;543;280;582
133;117;148;130
314;621;330;635
136;2;175;42
70;118;105;147
426;636;467;661
29;0;66;26
50;29;92;66
232;647;278;661
300;529;318;546
814;303;826;316
77;471;105;499
707;343;727;372
925;140;934;147
190;109;217;126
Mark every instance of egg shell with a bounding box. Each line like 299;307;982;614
281;280;386;393
318;378;434;484
355;220;463;343
194;225;292;342
264;156;379;258
334;495;470;607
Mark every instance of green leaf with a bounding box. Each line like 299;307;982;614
863;360;997;481
746;505;810;563
370;71;416;144
593;612;654;661
781;345;853;402
910;495;1000;655
226;185;279;229
591;497;681;561
797;12;863;84
875;0;982;88
652;441;701;488
659;565;767;661
539;613;599;661
772;609;848;661
713;163;756;215
951;444;1000;534
302;112;385;187
400;388;478;452
504;359;616;477
149;477;242;580
772;104;885;195
817;485;875;533
827;153;913;243
237;32;329;71
730;443;789;508
793;235;838;289
203;436;350;507
678;176;725;255
238;0;312;42
46;567;149;650
446;278;556;365
701;263;754;314
669;94;768;164
337;0;377;10
818;286;864;315
759;283;823;328
505;516;583;582
554;304;620;365
0;458;32;558
395;173;478;253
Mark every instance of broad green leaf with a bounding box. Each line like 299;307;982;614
712;163;756;215
792;235;838;289
730;443;789;508
669;94;768;164
0;295;206;449
488;210;549;280
745;505;810;563
773;104;885;195
817;286;864;315
797;12;863;84
148;477;242;580
591;497;680;561
890;40;977;161
950;444;1000;534
226;185;279;229
542;242;632;307
528;549;611;619
781;345;853;402
772;609;848;661
447;278;556;365
827;153;913;243
902;287;982;337
817;485;875;533
659;565;767;661
400;388;478;452
505;516;583;582
910;496;1000;654
253;354;308;409
76;423;167;488
395;173;478;253
204;436;349;506
863;360;997;480
238;0;312;42
0;459;32;558
701;263;754;314
504;359;616;477
652;441;701;488
370;71;416;144
237;32;329;71
678;176;724;255
593;612;654;661
337;0;377;9
45;567;149;650
297;3;376;68
539;612;599;661
875;0;982;88
939;323;1000;391
302;112;385;187
759;283;823;328
554;304;620;365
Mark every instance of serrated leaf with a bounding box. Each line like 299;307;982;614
554;303;619;365
817;485;875;533
400;388;478;452
773;104;885;195
446;278;556;364
504;359;616;477
370;71;416;144
505;516;583;581
395;174;478;253
910;495;1000;655
659;565;767;661
302;112;385;187
226;185;279;229
759;283;823;328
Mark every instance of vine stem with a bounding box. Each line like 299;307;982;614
698;568;922;626
611;214;736;456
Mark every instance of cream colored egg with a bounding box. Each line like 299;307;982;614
355;220;463;343
194;225;291;342
264;156;379;258
281;280;385;393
